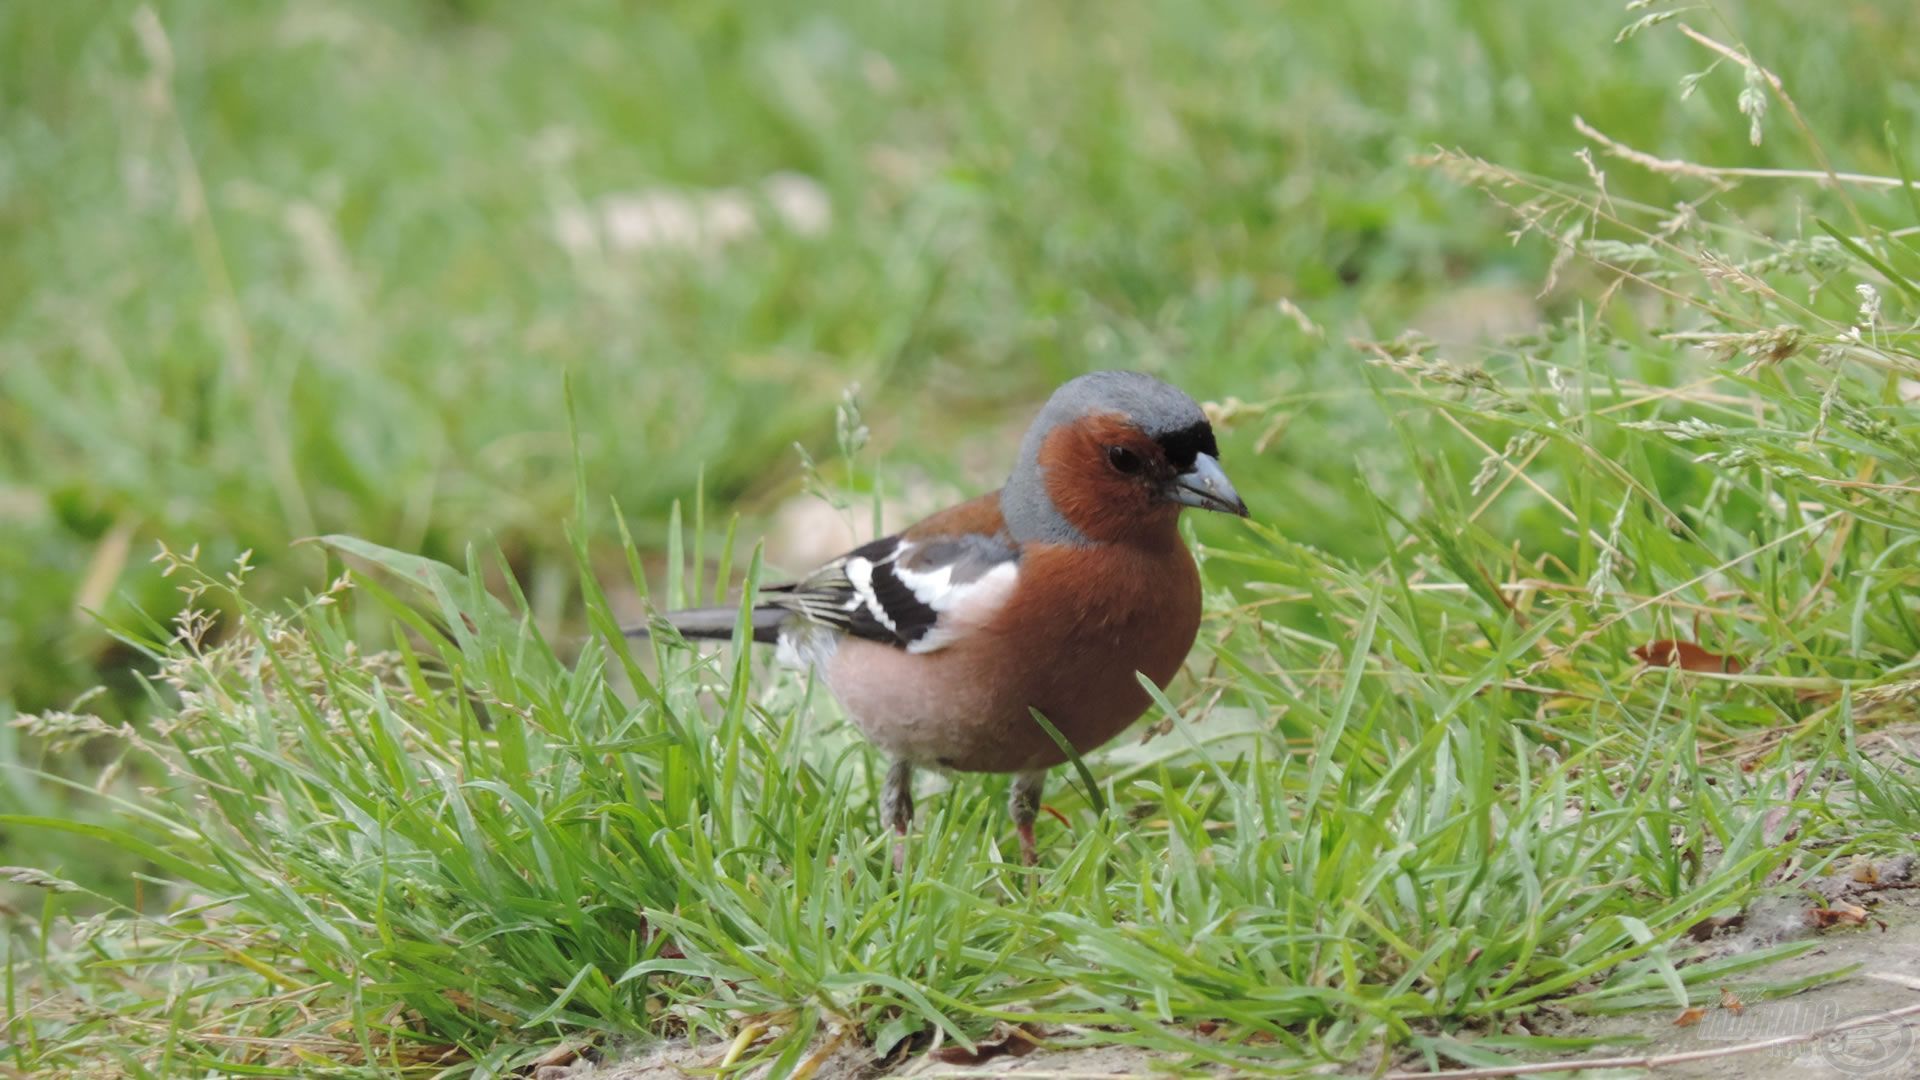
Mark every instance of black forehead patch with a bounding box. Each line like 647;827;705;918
1154;420;1218;471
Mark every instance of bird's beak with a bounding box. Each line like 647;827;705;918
1167;453;1249;517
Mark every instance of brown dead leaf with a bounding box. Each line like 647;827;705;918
1673;1006;1708;1027
1825;855;1920;902
1686;914;1746;941
1809;901;1870;929
1634;640;1744;674
931;1023;1044;1065
638;917;685;960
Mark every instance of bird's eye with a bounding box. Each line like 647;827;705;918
1107;445;1144;475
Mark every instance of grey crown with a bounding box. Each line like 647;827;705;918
1000;371;1211;546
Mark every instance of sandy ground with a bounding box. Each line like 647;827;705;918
1523;889;1920;1079
556;1039;1204;1080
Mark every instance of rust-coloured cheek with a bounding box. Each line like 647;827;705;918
1036;415;1179;544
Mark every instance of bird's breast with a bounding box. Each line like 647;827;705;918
822;539;1203;773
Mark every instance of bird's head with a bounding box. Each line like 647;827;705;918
1002;371;1250;546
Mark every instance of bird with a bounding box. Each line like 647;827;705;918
637;371;1248;865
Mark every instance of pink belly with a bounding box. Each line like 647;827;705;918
823;636;1155;773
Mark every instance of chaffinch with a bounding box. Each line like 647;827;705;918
646;371;1248;864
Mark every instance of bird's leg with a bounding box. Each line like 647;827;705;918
1009;770;1046;866
883;759;914;870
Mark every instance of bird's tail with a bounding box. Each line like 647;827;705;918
624;604;787;645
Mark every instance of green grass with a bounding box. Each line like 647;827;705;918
6;0;1920;1075
0;514;1851;1074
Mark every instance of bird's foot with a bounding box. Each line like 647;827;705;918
884;760;914;872
1009;770;1046;866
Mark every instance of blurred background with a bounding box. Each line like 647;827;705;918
3;0;1917;865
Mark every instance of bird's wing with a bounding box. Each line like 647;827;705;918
762;531;1020;653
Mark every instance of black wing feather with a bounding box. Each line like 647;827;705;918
761;532;1017;651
